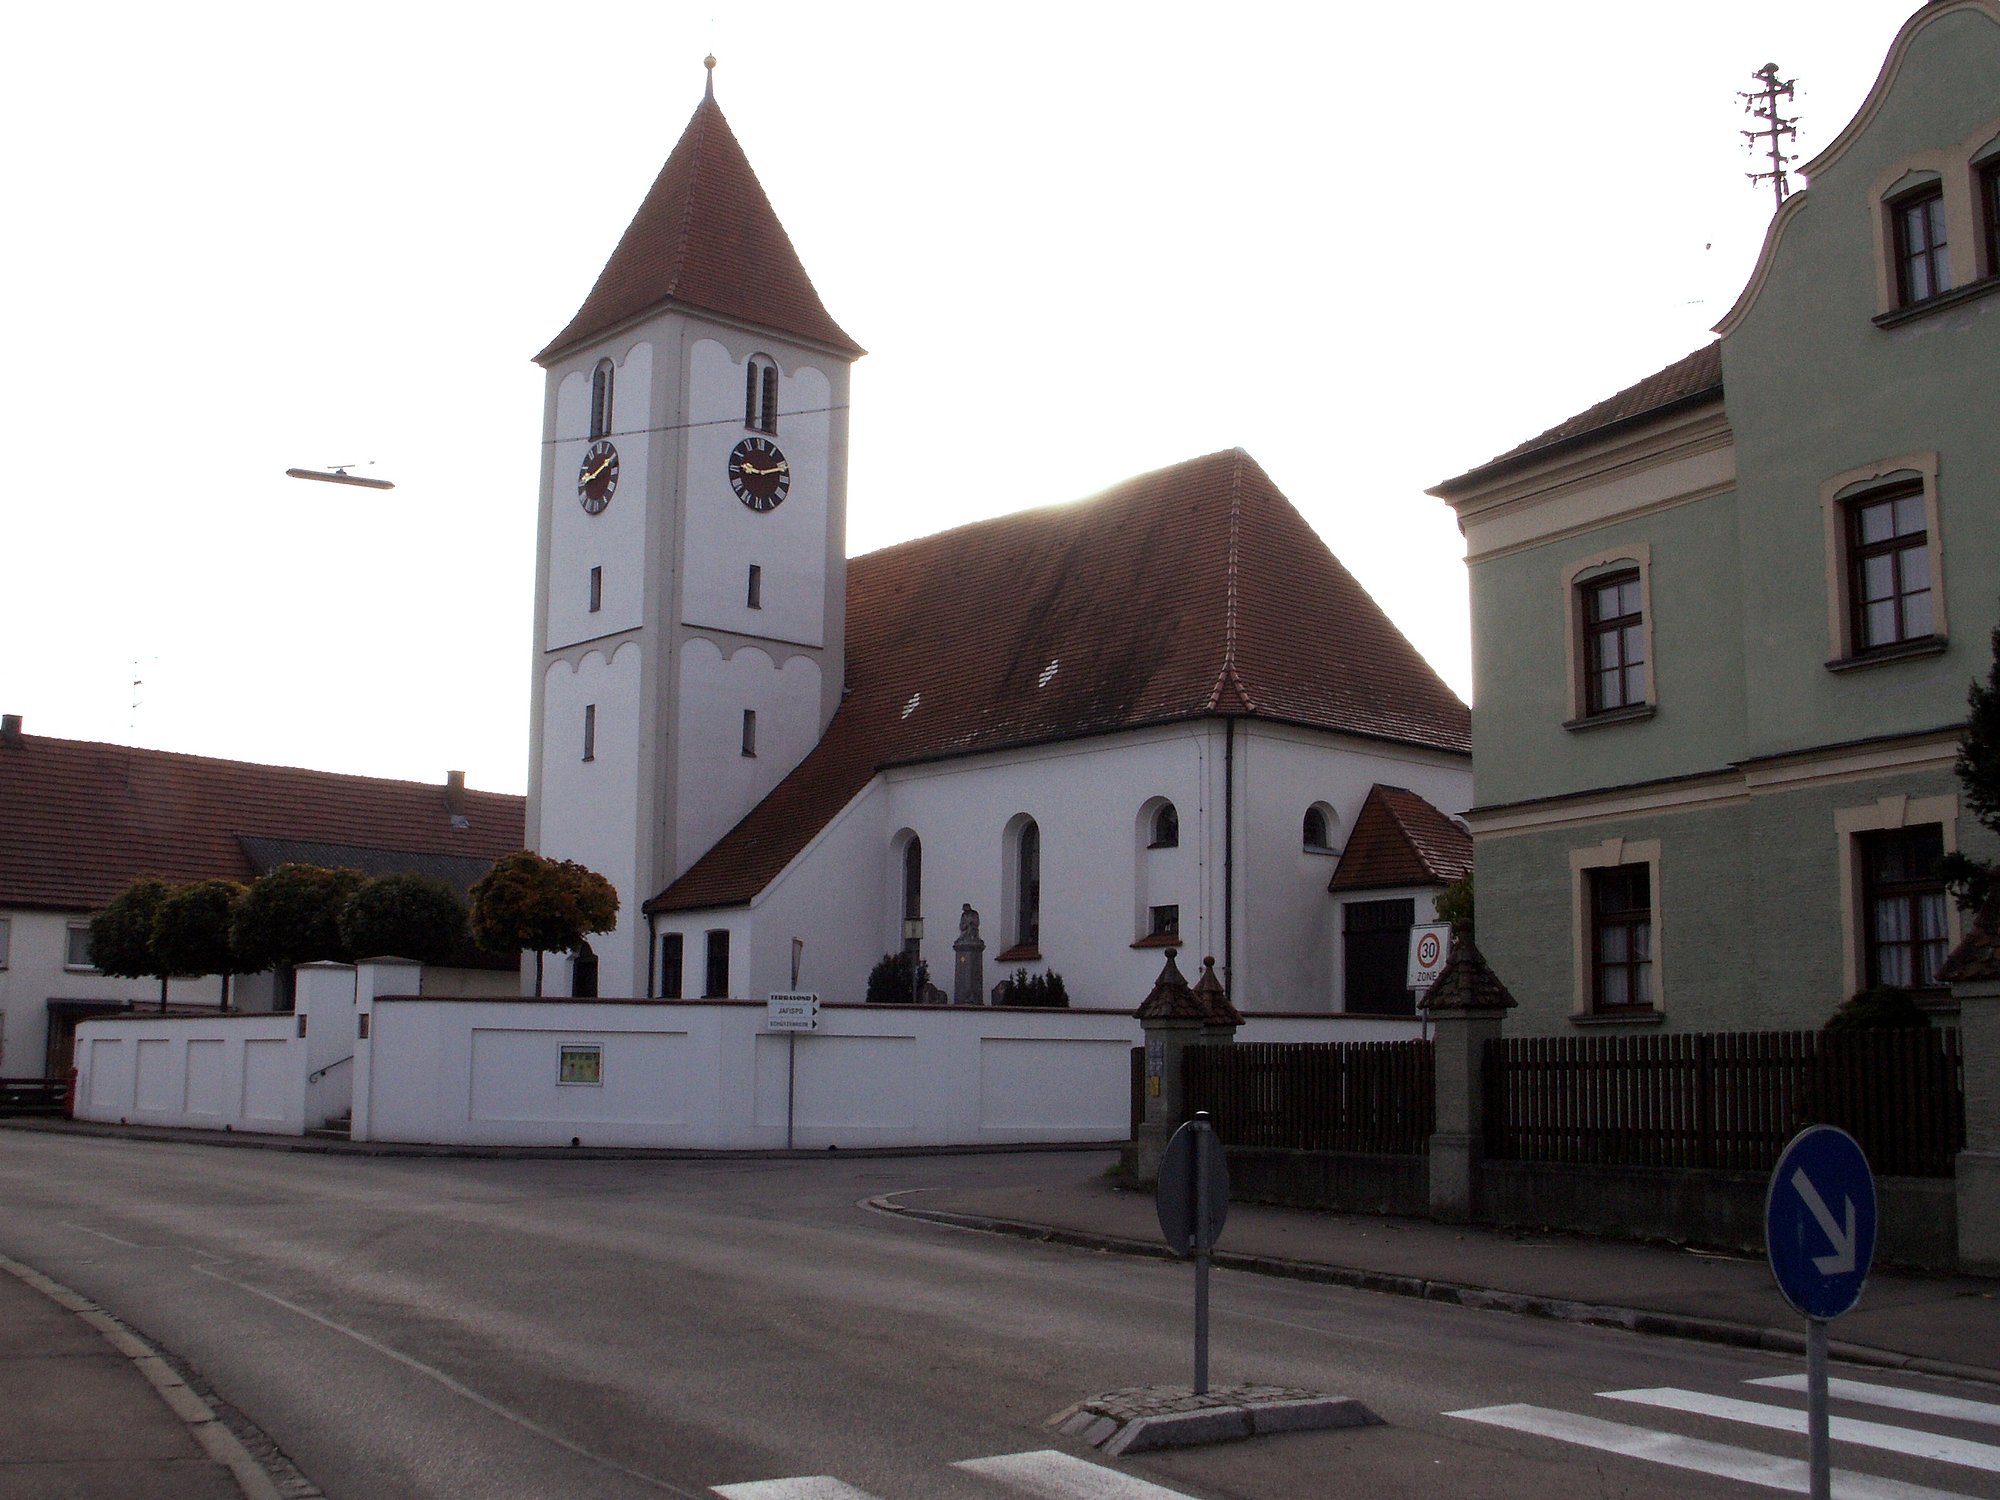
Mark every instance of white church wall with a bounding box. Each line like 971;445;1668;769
681;338;832;649
546;340;652;652
1236;724;1471;1013
673;642;824;879
73;1011;306;1134
355;996;1138;1149
537;641;643;996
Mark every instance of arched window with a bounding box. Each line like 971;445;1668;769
589;358;615;439
571;941;599;999
1304;805;1334;852
744;355;778;434
902;836;923;955
1016;819;1041;949
1150;802;1179;849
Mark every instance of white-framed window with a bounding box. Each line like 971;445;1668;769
1819;455;1946;666
744;355;778;434
741;709;757;757
1569;837;1663;1019
747;564;763;610
589;357;615;439
1303;803;1339;853
1834;793;1962;1000
65;922;96;971
582;703;597;762
588;565;603;614
1562;547;1654;726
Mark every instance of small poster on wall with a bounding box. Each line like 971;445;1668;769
558;1044;603;1086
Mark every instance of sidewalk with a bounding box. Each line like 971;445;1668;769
0;1255;278;1500
876;1164;2000;1385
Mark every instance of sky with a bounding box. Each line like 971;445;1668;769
0;2;1909;796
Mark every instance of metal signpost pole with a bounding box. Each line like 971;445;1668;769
1807;1317;1830;1500
1192;1118;1210;1396
786;1030;796;1152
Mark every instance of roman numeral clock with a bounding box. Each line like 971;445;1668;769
728;436;789;512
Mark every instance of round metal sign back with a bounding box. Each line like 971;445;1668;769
1156;1118;1229;1256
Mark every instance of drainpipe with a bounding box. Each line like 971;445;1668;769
646;911;658;998
1223;716;1235;997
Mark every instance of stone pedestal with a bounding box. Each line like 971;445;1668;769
952;904;986;1006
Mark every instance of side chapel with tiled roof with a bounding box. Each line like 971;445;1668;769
526;66;1472;1012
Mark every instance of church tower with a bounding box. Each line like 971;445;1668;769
525;64;862;997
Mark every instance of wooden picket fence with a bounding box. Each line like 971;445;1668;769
1184;1041;1434;1154
1483;1028;1964;1177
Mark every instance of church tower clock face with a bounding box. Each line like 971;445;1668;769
727;436;790;512
578;439;619;514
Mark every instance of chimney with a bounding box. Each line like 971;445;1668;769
0;714;20;746
445;769;467;816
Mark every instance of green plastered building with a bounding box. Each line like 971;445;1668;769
1432;1;2000;1035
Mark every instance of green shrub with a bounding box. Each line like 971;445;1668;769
1824;986;1931;1031
994;967;1069;1008
865;951;927;1004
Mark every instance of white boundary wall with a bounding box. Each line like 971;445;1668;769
72;961;363;1135
355;997;1145;1150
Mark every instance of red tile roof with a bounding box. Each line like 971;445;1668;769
1327;784;1472;893
651;449;1470;913
537;92;861;364
0;733;524;914
1432;342;1724;496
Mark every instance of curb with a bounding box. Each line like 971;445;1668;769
868;1196;2000;1390
0;1253;291;1500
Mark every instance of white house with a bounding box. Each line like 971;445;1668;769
526;76;1472;1013
0;713;523;1078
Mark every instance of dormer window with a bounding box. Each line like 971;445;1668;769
1891;182;1950;305
745;356;778;434
589;358;615;439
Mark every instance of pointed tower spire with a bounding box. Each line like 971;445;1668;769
536;84;862;364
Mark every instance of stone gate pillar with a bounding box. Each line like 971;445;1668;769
1942;896;2000;1271
1132;949;1242;1185
1423;931;1515;1224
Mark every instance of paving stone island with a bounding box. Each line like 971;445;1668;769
1050;1383;1380;1455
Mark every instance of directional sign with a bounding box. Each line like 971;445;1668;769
1156;1116;1229;1256
1766;1125;1877;1321
766;993;819;1032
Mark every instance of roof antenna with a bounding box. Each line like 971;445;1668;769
704;54;716;101
1741;62;1799;211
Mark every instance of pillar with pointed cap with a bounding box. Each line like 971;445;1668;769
1942;894;2000;1269
1422;928;1514;1222
1130;949;1241;1183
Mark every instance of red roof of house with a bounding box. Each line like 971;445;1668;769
537;90;861;364
0;732;524;913
1432;342;1724;496
1327;784;1472;893
651;449;1470;913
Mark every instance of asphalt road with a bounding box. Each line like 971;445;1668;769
2;1133;1993;1500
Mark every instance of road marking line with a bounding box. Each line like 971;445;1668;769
954;1448;1201;1499
1601;1388;2000;1472
711;1480;885;1499
188;1263;704;1498
1748;1377;2000;1428
1448;1404;1981;1499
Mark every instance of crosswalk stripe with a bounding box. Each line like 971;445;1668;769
711;1480;884;1500
953;1449;1202;1500
1448;1404;1983;1500
1602;1388;2000;1473
1748;1377;2000;1429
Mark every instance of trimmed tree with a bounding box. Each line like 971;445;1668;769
89;877;174;1009
468;851;619;996
1435;873;1475;937
231;864;366;1007
152;879;244;1008
1943;610;2000;914
338;874;468;966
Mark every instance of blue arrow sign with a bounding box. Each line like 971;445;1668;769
1766;1125;1877;1321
